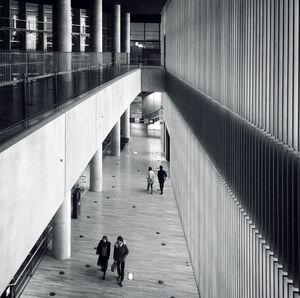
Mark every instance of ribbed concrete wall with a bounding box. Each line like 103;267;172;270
164;92;299;298
163;0;300;296
164;0;299;150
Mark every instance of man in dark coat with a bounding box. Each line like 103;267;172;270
157;165;167;194
96;236;111;280
113;236;129;286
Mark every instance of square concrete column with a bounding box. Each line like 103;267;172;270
90;148;102;192
52;190;71;260
111;120;121;156
121;107;130;143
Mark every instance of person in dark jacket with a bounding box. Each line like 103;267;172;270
96;236;111;280
113;236;129;286
157;165;167;194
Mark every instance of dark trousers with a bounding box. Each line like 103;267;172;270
116;261;125;281
159;180;165;193
98;258;108;273
101;260;108;272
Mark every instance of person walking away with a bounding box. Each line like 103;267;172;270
96;236;111;280
157;165;167;194
113;236;129;286
146;167;155;194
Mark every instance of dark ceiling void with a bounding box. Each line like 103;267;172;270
19;0;167;15
131;14;161;23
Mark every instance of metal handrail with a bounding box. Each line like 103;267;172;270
8;226;53;287
0;50;165;144
0;51;114;85
143;108;161;119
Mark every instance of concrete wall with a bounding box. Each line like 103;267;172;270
142;92;161;117
162;0;300;295
141;67;165;92
0;69;141;293
65;70;140;191
164;0;300;151
163;92;298;297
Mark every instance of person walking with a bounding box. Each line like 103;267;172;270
157;165;167;194
146;167;155;194
96;236;111;280
113;236;129;286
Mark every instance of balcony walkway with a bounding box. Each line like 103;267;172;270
21;124;199;298
0;64;136;144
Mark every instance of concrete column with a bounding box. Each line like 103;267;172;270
121;107;130;143
91;0;103;52
124;13;131;53
124;12;130;63
53;191;71;259
114;4;121;53
111;120;120;156
53;0;72;99
53;0;72;52
90;148;102;192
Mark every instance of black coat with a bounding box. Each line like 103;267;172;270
113;241;129;262
157;169;167;182
96;240;111;264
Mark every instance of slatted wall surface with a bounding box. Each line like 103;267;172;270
163;0;300;296
164;0;300;150
164;91;300;298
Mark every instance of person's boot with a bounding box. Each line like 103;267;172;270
102;272;106;280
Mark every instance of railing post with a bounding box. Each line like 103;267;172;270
25;51;28;77
98;63;101;86
75;68;78;96
87;66;90;90
9;51;12;82
22;74;28;127
54;71;59;109
11;285;15;298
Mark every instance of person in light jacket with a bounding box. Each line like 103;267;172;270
146;167;155;194
113;236;129;286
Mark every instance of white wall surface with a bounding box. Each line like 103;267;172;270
142;92;161;116
0;69;141;294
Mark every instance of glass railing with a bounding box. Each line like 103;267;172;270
129;52;165;67
0;51;166;144
0;51;114;84
0;51;138;143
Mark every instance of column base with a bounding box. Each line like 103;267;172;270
121;137;130;144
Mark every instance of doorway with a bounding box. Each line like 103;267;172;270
166;127;170;162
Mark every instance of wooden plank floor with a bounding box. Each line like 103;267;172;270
21;124;199;298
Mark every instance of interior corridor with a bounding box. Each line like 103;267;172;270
21;123;199;298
